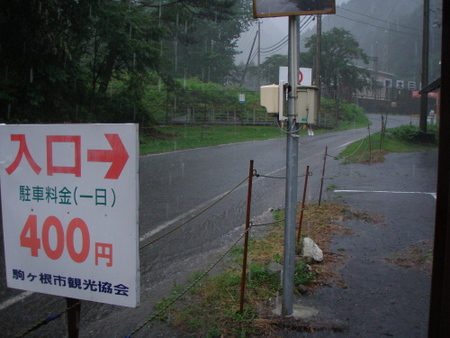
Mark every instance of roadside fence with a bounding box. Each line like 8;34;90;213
14;137;366;337
154;106;274;126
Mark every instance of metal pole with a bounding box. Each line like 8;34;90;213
282;15;299;317
420;0;430;133
297;166;310;243
316;14;322;125
239;160;254;313
428;2;449;334
258;20;261;88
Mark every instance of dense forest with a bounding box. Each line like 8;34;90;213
1;0;442;124
0;0;253;124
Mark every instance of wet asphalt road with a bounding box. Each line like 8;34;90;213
0;114;418;336
287;150;437;337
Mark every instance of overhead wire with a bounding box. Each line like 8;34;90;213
247;15;314;60
338;6;421;33
334;13;422;38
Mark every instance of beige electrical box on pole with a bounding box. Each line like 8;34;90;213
296;86;319;124
260;84;286;121
260;84;279;113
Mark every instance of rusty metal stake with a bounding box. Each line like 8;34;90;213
297;166;310;243
239;160;254;313
318;146;328;206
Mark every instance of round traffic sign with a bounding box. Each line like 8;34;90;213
298;71;303;85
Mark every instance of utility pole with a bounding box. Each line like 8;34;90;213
258;20;261;88
315;14;322;125
420;0;430;132
282;15;299;317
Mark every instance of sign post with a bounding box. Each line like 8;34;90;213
282;15;300;317
0;124;140;308
254;0;335;318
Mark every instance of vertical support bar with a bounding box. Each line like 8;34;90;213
297;166;310;243
428;1;449;334
282;15;299;318
239;160;254;313
66;298;81;338
420;0;430;133
318;146;328;206
257;20;261;88
315;14;322;125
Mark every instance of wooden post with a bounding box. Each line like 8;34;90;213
66;298;81;338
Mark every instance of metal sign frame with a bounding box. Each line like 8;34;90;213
253;0;335;18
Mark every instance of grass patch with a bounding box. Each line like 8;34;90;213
139;125;285;154
384;239;433;276
138;106;372;155
148;202;384;336
338;125;438;164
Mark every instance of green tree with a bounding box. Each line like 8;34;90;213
0;0;252;123
260;54;288;84
302;27;370;100
0;0;88;122
154;0;253;84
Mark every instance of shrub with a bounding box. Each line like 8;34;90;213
390;124;421;142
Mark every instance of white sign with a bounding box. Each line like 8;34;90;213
279;66;312;86
299;68;312;86
408;81;416;90
279;66;288;84
396;80;405;89
384;79;393;88
0;124;139;307
239;94;246;103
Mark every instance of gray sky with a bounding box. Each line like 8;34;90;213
236;0;349;64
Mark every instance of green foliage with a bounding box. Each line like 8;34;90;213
338;124;439;164
139;125;284;154
153;281;186;320
389;124;439;146
0;0;253;123
248;264;280;292
260;54;288;84
294;261;315;287
302;27;370;99
389;125;421;142
147;207;324;336
320;97;370;129
161;0;253;84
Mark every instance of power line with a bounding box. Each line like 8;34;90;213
258;16;314;56
338;6;422;33
335;13;422;38
260;35;288;52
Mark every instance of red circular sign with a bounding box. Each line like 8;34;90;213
298;71;303;85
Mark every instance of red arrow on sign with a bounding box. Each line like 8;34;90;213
87;134;129;179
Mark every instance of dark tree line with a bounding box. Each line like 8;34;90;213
0;0;252;124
